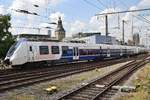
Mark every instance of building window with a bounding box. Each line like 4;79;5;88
39;46;49;55
52;46;59;54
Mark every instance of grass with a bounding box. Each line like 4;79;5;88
118;63;150;100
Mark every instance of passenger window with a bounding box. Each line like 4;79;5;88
79;49;88;55
73;47;76;56
39;46;49;55
76;48;79;56
62;46;68;54
29;46;32;51
52;46;59;54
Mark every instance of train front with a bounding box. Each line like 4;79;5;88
4;38;28;67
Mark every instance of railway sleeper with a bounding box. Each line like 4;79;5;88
82;89;103;93
75;93;94;98
86;89;103;93
79;91;99;95
105;91;118;95
88;86;103;90
102;91;117;96
99;97;111;100
67;96;90;100
101;93;116;97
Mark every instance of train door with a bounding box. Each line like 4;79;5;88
99;46;102;55
107;48;110;57
120;48;123;56
29;46;34;61
73;47;79;60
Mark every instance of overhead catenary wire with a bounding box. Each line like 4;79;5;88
11;26;53;30
83;0;103;10
0;5;49;20
94;1;150;33
115;0;150;27
95;8;150;16
138;15;150;24
119;0;150;25
11;9;49;19
96;0;108;9
133;15;150;25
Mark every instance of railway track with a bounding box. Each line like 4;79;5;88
0;58;132;92
0;54;147;76
0;54;148;92
57;56;150;100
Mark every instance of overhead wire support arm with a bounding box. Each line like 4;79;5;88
95;8;150;16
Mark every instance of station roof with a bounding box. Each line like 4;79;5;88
72;32;101;38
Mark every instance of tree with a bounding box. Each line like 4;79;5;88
0;14;14;59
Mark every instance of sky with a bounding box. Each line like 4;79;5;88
0;0;150;45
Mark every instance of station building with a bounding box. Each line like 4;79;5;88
64;32;119;45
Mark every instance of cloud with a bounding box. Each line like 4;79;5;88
0;5;6;14
48;0;65;6
67;8;122;36
8;0;65;16
6;0;150;46
138;0;150;8
69;20;86;35
44;13;89;37
8;0;64;35
39;23;51;28
49;11;65;22
9;0;42;16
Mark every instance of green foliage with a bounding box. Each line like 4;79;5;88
0;14;15;59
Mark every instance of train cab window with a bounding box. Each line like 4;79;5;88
29;46;32;51
39;46;49;55
52;46;59;54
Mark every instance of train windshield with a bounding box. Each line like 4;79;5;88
6;42;19;57
6;38;25;57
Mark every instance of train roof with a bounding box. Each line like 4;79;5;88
18;38;146;49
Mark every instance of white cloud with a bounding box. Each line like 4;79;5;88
6;0;150;46
9;0;64;35
49;12;65;22
65;8;122;37
69;20;85;34
39;23;51;28
48;0;65;6
0;5;6;14
9;0;41;16
138;0;150;8
10;0;64;10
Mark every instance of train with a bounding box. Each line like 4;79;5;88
4;38;147;68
